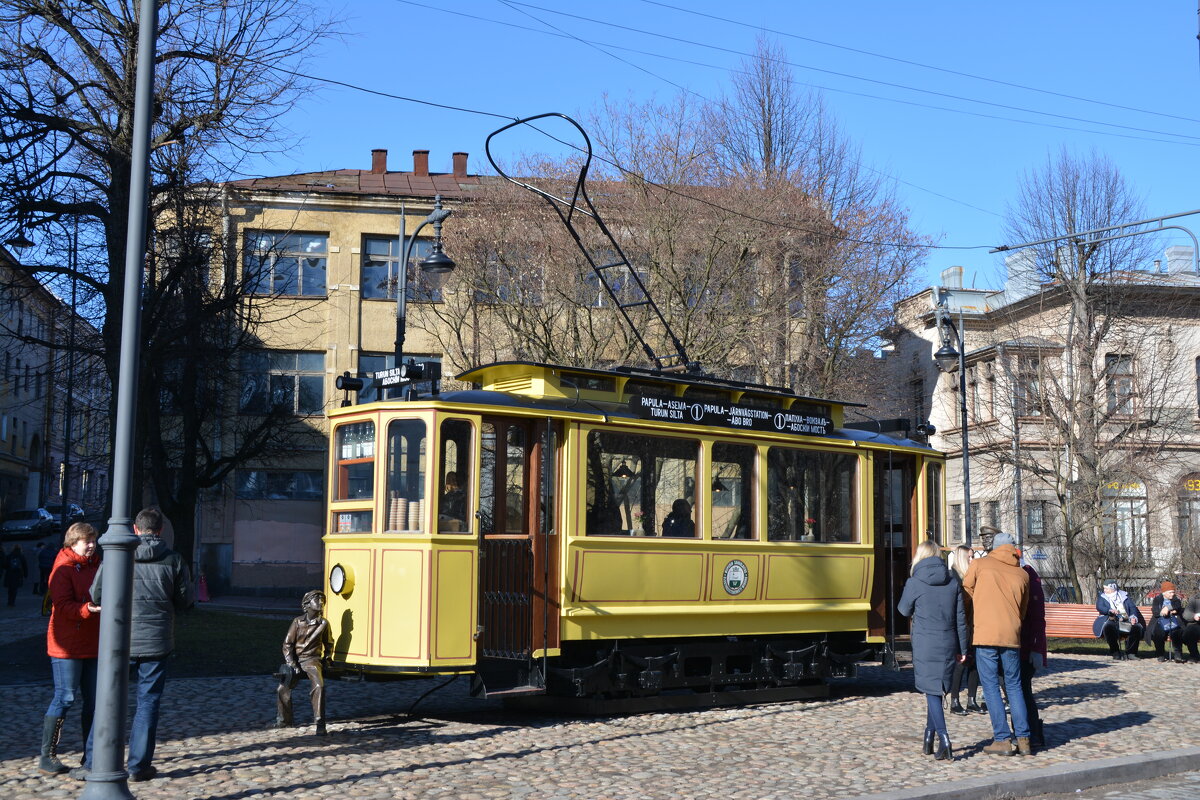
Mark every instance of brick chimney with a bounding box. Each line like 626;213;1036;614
412;149;429;177
370;148;387;174
452;152;468;178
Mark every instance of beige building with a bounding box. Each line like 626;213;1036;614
0;248;109;521
200;148;483;592
886;248;1200;601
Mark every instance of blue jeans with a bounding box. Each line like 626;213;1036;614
975;646;1030;741
46;657;98;766
127;657;168;774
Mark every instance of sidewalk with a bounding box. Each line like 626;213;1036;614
4;583;1199;799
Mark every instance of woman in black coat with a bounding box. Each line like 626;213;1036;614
1145;581;1185;662
898;540;969;762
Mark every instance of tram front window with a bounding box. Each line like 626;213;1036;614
438;419;473;533
586;430;699;538
386;419;427;533
766;447;857;543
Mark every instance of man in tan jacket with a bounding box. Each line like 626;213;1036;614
963;530;1032;756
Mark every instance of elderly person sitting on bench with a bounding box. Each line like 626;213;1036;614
1093;579;1144;660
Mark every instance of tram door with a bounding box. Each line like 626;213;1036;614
474;416;559;695
869;454;917;650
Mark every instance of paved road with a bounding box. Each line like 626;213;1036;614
1034;771;1200;800
4;586;1200;799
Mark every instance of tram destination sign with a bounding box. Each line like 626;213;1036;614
628;393;833;436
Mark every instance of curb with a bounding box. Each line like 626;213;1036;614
844;745;1200;800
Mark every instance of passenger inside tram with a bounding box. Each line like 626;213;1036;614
661;499;696;537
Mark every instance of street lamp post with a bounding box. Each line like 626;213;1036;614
934;293;972;547
392;195;455;396
82;0;158;797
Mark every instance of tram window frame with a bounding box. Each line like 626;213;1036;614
711;441;755;540
585;429;699;538
437;418;474;534
385;418;428;533
334;421;376;501
766;446;858;543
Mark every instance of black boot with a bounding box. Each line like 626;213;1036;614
934;732;953;761
1031;718;1045;748
922;728;935;755
949;698;967;716
38;716;68;775
965;698;984;714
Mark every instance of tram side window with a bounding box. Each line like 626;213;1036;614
926;462;943;545
712;442;755;540
438;419;473;533
766;447;857;542
585;430;699;537
335;421;375;500
386;419;427;533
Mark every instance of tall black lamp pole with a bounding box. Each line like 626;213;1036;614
934;293;972;547
393;194;455;381
81;0;157;797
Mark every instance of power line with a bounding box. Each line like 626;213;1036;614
639;0;1200;127
497;0;1200;143
390;0;1200;152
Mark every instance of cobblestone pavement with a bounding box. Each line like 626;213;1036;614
3;587;1197;799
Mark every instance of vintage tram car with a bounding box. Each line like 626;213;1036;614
322;360;942;703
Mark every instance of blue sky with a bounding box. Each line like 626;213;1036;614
246;1;1200;290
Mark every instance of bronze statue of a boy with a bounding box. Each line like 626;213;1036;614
274;589;333;735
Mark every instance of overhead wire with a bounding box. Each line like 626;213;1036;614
638;0;1200;127
496;1;1200;144
488;1;988;250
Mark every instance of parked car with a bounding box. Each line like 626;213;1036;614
43;503;86;527
0;508;59;540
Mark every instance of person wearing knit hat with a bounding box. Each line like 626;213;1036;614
1146;580;1185;662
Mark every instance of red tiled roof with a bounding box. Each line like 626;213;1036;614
224;169;487;200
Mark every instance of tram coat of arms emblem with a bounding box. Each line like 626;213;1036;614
722;559;749;595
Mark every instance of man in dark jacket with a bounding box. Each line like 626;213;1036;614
87;507;189;782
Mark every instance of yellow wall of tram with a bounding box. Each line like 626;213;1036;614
322;403;945;672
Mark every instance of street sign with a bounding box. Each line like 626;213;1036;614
374;367;405;388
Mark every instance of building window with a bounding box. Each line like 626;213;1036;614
1179;474;1200;555
986;500;999;531
244;231;327;296
239;351;325;415
911;378;925;429
1105;354;1134;416
969;502;979;542
1026;499;1048;539
1102;480;1148;562
949;503;962;543
582;264;647;309
1015;355;1042;417
1195;357;1200;418
361;236;441;301
234;470;323;500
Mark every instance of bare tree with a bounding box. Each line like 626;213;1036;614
0;0;335;556
980;147;1194;599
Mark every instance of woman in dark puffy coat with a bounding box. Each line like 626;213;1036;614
898;539;969;762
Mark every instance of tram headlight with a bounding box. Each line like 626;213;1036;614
329;563;354;596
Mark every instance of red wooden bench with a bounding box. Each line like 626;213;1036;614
1043;602;1153;639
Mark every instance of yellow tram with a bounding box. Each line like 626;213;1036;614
322;360;944;702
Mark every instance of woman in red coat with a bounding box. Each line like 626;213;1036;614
38;523;100;776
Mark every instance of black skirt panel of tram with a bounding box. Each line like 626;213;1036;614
547;633;876;698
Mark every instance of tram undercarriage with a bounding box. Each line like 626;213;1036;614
469;633;879;703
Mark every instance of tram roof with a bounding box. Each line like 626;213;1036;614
455;361;865;409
